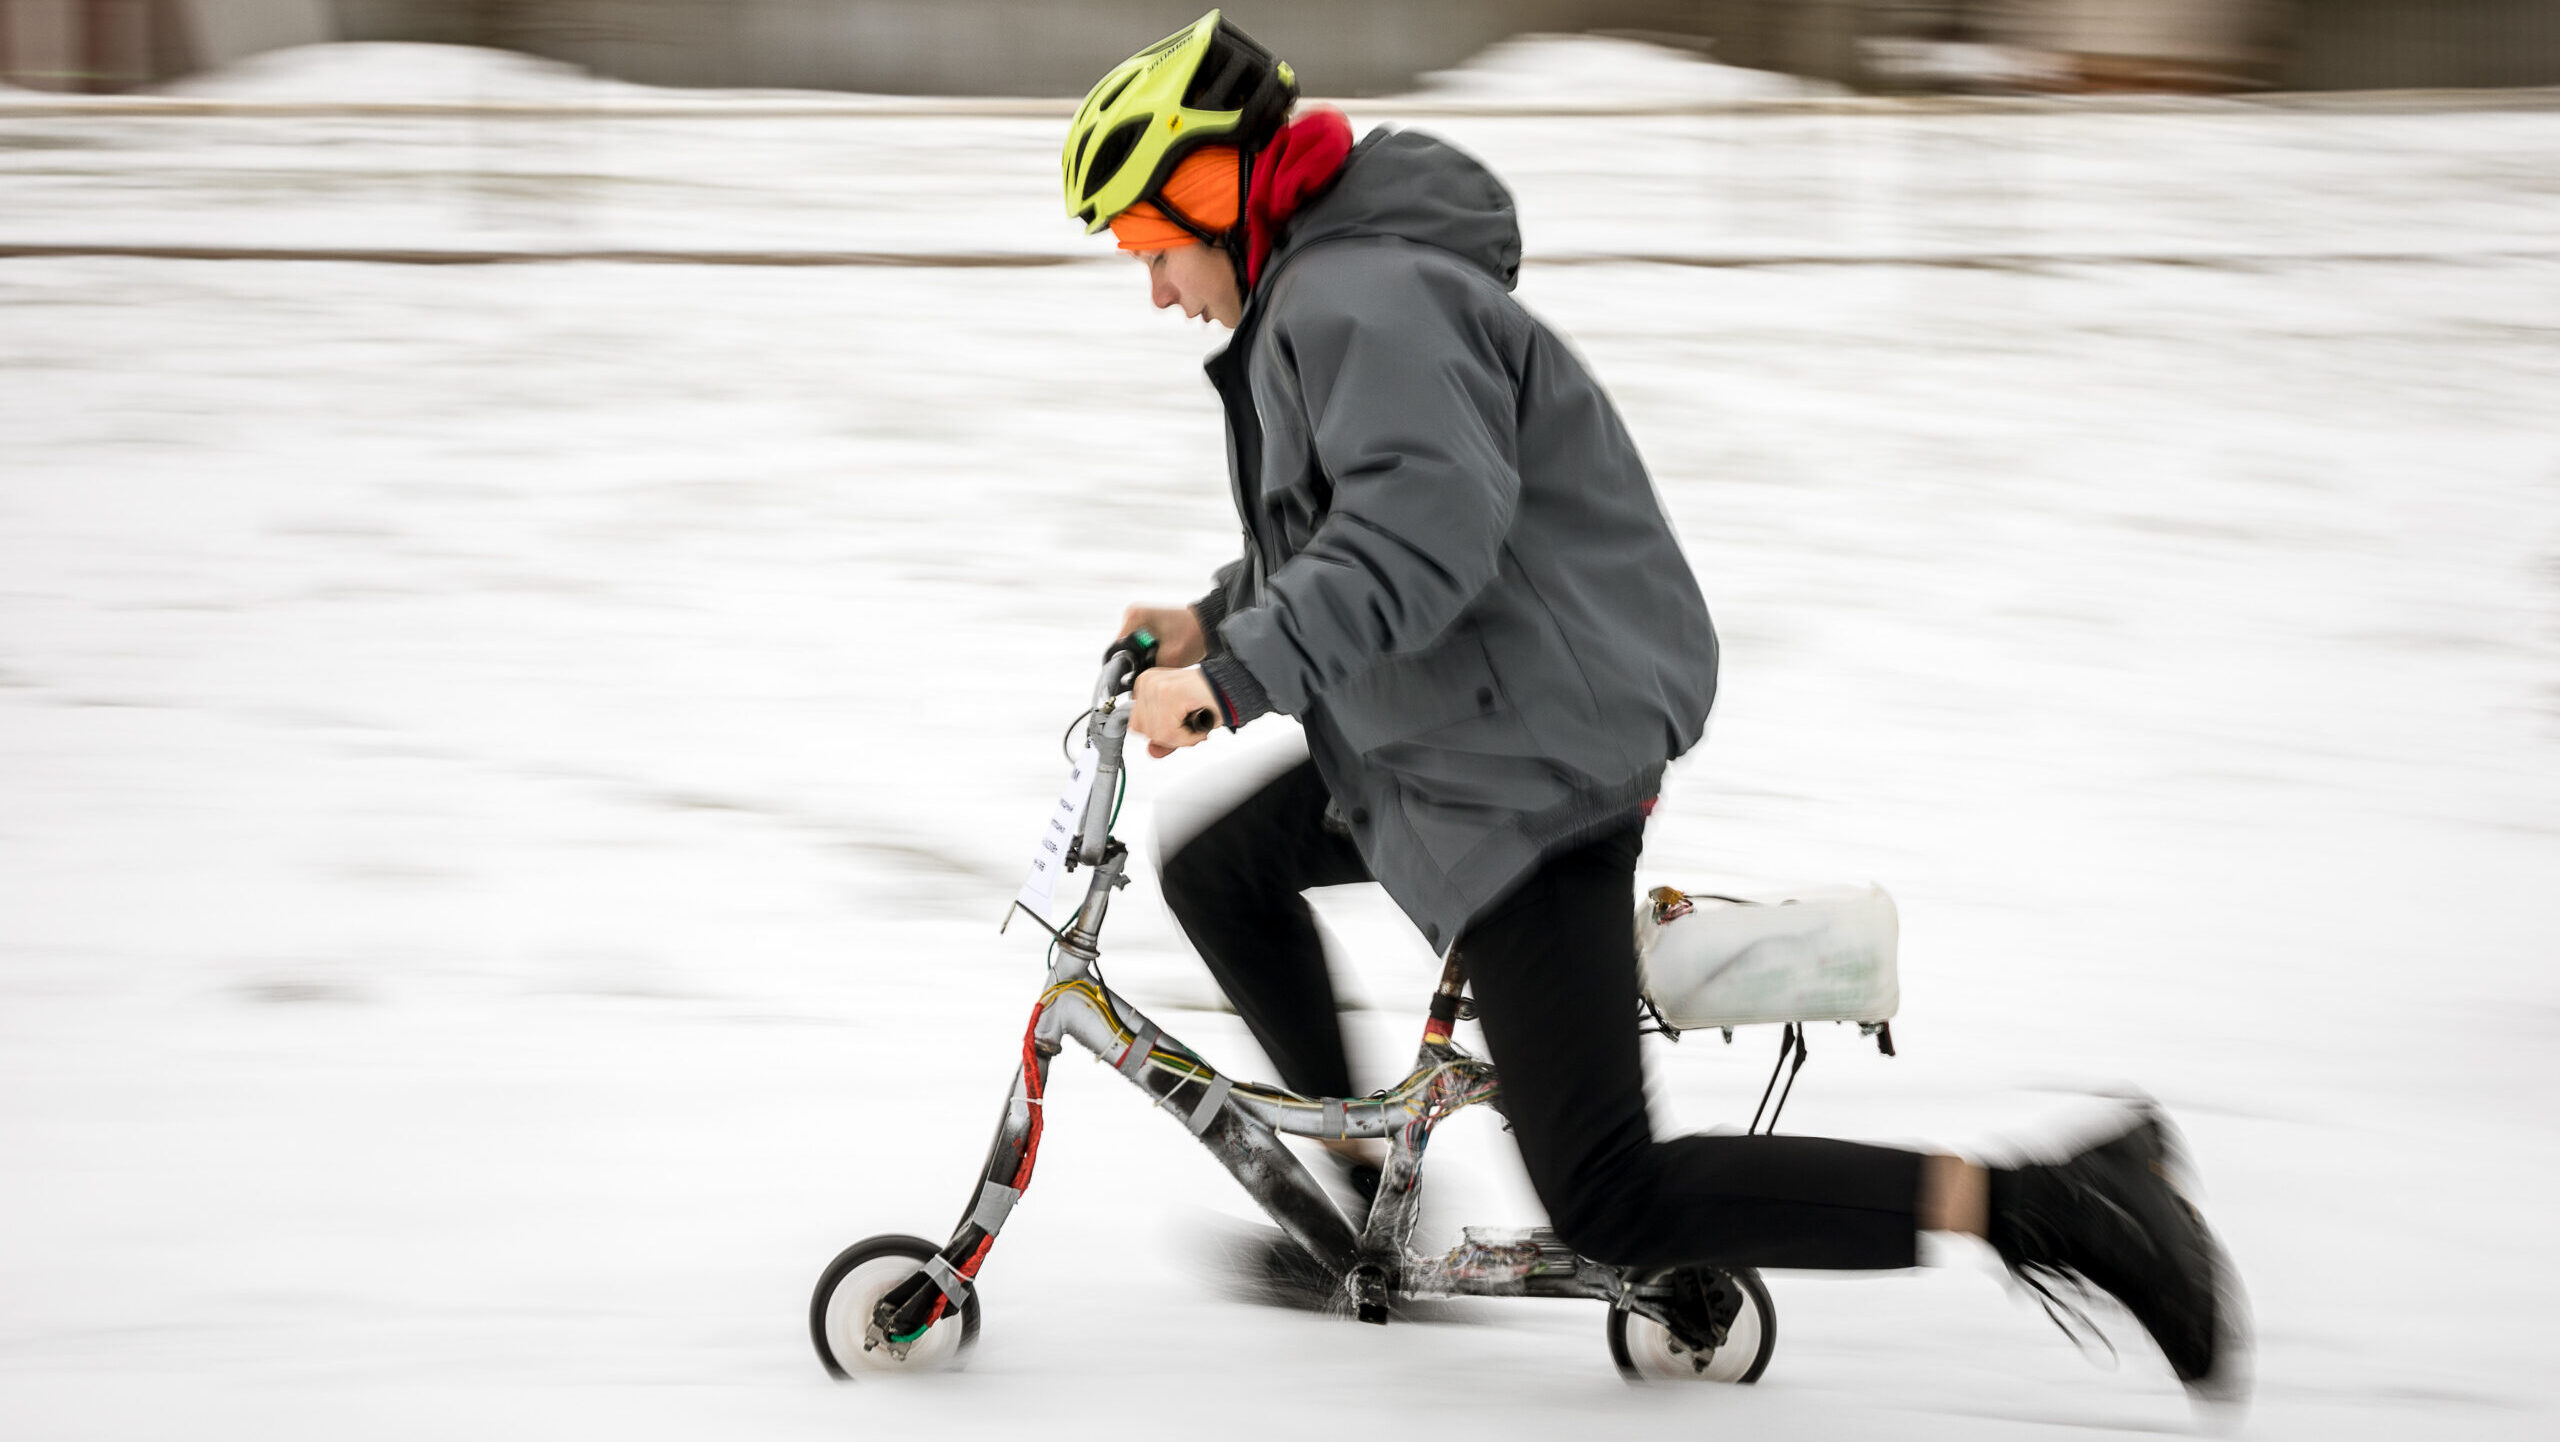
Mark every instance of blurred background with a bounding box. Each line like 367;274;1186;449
7;0;2560;94
3;3;2557;1441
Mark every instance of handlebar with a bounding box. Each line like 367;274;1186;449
1074;630;1215;866
1098;628;1216;734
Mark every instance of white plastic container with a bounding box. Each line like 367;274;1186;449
1632;884;1899;1031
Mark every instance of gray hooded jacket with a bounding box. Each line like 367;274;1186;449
1193;128;1718;950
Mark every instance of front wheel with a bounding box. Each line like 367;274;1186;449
810;1234;981;1379
1606;1266;1776;1384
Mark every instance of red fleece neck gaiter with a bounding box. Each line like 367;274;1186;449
1246;108;1355;288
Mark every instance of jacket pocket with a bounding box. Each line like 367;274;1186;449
1324;626;1508;755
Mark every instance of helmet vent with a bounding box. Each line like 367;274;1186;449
1183;50;1250;111
1082;118;1150;203
1098;72;1135;112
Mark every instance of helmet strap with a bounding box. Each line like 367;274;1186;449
1142;146;1260;297
1226;146;1257;296
1151;195;1224;249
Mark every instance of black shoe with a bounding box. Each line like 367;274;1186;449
1662;1265;1748;1353
1987;1104;2249;1404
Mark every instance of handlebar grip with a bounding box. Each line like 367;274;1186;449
1183;707;1216;736
1106;628;1161;679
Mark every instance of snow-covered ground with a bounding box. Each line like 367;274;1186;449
3;42;2558;1442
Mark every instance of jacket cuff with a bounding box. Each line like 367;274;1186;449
1199;655;1274;729
1190;590;1231;654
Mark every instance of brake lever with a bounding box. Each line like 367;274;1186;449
1107;628;1217;735
1104;628;1162;679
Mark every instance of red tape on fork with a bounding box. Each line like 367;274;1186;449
930;1001;1049;1325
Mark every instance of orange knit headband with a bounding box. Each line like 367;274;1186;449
1108;146;1243;252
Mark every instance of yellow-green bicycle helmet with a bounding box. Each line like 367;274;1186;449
1062;10;1298;234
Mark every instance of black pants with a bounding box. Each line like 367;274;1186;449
1161;760;1922;1271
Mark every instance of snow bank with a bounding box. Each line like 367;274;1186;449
1862;38;2074;93
144;34;1832;110
1398;33;1842;105
149;41;654;102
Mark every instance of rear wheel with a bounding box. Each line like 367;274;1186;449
1606;1266;1776;1383
810;1234;981;1379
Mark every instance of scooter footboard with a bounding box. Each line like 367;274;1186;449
1403;1228;1614;1301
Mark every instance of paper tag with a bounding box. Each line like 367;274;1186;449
1016;742;1101;926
